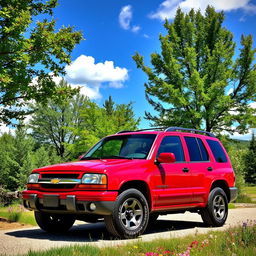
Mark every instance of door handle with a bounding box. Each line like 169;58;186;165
207;167;213;171
182;168;189;173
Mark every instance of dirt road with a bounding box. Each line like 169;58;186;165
0;208;255;256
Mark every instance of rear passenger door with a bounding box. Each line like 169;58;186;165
184;136;212;204
154;135;193;207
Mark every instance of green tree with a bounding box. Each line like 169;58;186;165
30;79;86;159
133;6;256;133
103;96;115;116
244;132;256;184
0;133;18;190
0;0;82;124
70;98;140;157
0;128;61;191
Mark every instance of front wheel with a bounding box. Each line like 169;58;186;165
104;189;149;239
34;211;75;233
200;187;228;227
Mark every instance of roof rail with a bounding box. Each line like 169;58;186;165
137;127;166;132
116;130;134;134
165;127;215;137
116;127;166;134
116;127;215;137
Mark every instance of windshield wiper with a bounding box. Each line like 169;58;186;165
101;155;133;160
80;157;101;160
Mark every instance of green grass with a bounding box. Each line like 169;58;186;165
0;204;36;226
23;223;256;256
228;203;236;209
235;193;253;203
241;186;256;203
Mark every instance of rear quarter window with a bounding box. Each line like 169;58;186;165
206;139;227;163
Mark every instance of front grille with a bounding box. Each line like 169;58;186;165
41;173;80;179
40;184;76;189
39;173;80;190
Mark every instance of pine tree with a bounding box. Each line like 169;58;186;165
244;132;256;184
103;96;115;116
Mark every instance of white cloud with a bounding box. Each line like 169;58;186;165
0;123;15;135
65;55;128;84
119;5;132;30
70;83;102;100
150;0;256;20
250;102;256;109
119;5;141;33
64;55;128;100
230;128;256;140
131;25;141;33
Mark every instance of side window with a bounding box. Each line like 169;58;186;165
206;139;227;163
185;137;209;162
197;138;209;161
185;137;201;161
157;136;184;162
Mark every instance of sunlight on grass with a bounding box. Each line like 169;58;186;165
0;205;36;226
242;186;256;202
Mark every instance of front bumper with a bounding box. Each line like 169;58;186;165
22;190;118;215
229;187;238;202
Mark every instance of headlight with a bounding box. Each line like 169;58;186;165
81;174;107;184
27;173;39;184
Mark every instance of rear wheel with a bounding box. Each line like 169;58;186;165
34;211;75;233
201;187;228;227
104;189;149;239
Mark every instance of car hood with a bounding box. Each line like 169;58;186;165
33;159;149;173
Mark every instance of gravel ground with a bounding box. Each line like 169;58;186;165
0;208;256;256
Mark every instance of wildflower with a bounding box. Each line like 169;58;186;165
134;246;138;249
190;240;199;248
145;252;158;256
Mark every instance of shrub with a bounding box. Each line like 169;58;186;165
7;205;24;222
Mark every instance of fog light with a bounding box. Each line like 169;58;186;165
89;203;96;211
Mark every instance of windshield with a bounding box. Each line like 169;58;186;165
82;134;156;160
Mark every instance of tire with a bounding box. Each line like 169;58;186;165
34;211;75;233
200;187;228;227
104;189;149;239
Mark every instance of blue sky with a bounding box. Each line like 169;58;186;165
2;0;256;139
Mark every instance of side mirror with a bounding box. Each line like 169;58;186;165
156;153;176;164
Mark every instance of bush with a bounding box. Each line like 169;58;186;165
7;206;22;222
235;193;253;203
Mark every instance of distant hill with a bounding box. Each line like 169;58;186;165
227;139;250;150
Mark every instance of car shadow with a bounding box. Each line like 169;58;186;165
5;219;206;242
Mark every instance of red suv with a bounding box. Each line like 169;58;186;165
22;127;237;239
